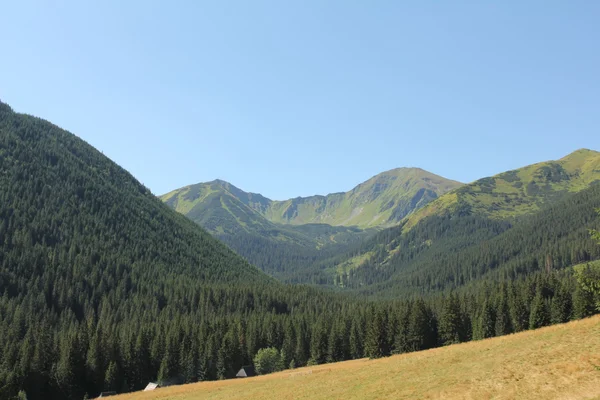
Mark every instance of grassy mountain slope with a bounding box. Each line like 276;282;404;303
404;148;600;230
263;168;462;228
160;169;460;280
330;149;600;291
114;315;600;400
161;180;275;237
161;179;370;246
162;168;462;230
329;173;600;297
161;179;375;280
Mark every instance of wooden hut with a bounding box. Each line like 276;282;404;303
144;382;161;391
236;365;257;378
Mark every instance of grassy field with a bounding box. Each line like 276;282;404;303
114;315;600;400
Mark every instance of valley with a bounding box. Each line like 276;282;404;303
3;3;599;399
0;100;598;400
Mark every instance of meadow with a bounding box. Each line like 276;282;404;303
114;315;600;400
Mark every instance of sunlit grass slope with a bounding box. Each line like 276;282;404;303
404;148;600;230
115;315;600;400
162;168;462;230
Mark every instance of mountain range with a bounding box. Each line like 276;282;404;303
160;169;462;280
403;148;600;230
161;168;462;229
328;149;600;294
161;149;600;285
2;99;599;400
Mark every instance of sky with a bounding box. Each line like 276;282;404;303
1;1;599;200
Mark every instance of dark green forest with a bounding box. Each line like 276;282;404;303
0;101;599;400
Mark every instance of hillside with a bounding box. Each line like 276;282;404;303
330;150;600;294
160;169;460;281
403;148;600;230
161;179;375;281
114;315;600;400
0;100;275;399
0;101;264;284
263;168;462;227
162;168;462;230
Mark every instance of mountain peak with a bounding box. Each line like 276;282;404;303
560;148;599;161
211;178;232;186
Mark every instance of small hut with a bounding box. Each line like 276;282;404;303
144;382;161;391
236;365;257;378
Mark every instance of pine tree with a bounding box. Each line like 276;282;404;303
529;290;550;329
294;323;309;367
572;285;596;319
407;300;436;352
494;294;512;337
508;285;529;332
365;308;389;359
309;319;328;365
550;285;572;324
475;300;495;340
349;317;364;359
438;294;463;345
327;320;345;363
104;361;119;393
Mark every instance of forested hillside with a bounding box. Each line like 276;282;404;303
0;100;270;398
329;154;600;295
334;187;600;295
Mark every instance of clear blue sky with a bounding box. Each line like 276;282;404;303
1;1;599;199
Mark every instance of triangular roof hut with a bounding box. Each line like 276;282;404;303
236;365;257;378
144;382;161;391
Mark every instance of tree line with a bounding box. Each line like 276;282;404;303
1;268;598;399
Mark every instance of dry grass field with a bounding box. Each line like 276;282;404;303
115;315;600;400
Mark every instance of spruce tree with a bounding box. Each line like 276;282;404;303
308;319;328;365
476;300;495;340
438;294;463;345
365;308;389;359
494;294;512;337
104;361;119;393
529;291;550;329
550;285;572;324
349;317;364;359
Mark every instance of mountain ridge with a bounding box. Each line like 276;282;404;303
162;167;462;229
402;148;600;230
326;148;600;293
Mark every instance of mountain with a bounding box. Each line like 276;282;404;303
160;169;460;281
162;168;462;230
327;149;600;295
160;179;374;281
403;149;600;230
262;168;462;228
